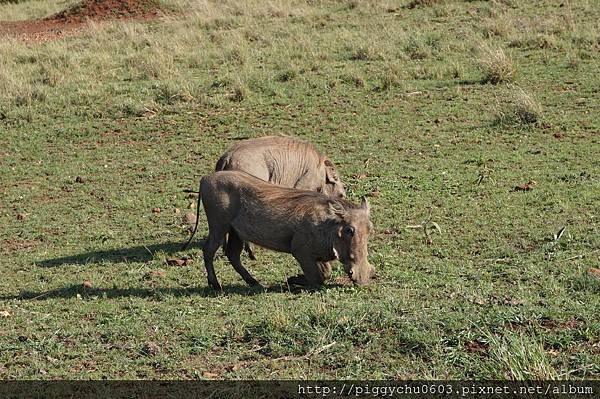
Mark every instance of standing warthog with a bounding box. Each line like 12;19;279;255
215;135;346;261
215;136;346;198
183;171;375;290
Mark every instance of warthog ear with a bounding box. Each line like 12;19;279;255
324;158;338;183
328;200;346;219
361;196;370;214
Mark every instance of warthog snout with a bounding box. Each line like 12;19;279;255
332;197;374;286
348;263;375;285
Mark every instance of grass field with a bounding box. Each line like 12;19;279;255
1;0;599;379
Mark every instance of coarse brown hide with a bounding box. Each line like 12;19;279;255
215;136;345;198
215;135;346;260
183;171;374;290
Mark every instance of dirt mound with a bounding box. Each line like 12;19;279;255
47;0;162;24
0;0;164;42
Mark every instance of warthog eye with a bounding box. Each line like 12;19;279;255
343;225;355;238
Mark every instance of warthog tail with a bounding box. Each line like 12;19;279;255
181;181;203;250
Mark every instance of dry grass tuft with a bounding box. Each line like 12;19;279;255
494;86;543;126
478;45;516;84
482;15;516;39
405;0;445;9
276;68;298;82
347;44;382;61
512;89;542;124
228;80;248;102
565;52;580;69
339;71;365;88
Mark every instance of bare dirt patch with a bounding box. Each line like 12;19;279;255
1;239;39;254
0;0;165;42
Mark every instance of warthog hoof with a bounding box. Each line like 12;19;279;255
287;275;309;286
208;280;223;291
287;274;324;287
245;277;262;287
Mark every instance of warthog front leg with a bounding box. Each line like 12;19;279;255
318;262;332;280
226;229;261;287
289;252;325;287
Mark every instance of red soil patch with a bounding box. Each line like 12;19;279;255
0;0;164;42
48;0;162;23
1;239;39;254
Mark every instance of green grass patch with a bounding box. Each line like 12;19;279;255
0;0;599;379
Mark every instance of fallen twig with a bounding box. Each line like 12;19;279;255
562;249;599;262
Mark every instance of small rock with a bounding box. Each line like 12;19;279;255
166;258;185;267
166;257;192;267
182;212;197;225
514;180;536;191
75;176;85;184
174;208;181;214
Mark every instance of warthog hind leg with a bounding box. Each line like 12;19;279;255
244;242;257;260
203;233;225;291
226;230;261;287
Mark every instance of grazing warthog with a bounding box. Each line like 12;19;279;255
215;136;346;198
183;171;374;290
215;135;346;260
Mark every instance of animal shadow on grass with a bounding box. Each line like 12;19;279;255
0;282;333;301
36;241;204;268
20;240;338;299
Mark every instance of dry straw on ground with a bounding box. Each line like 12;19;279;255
494;85;543;125
478;45;517;84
